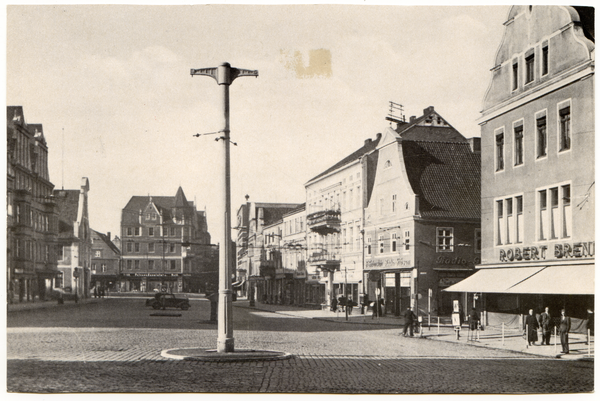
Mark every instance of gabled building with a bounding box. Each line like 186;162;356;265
54;177;92;300
7;106;59;303
91;230;121;293
120;187;216;293
447;6;594;331
304;133;381;309
363;106;481;317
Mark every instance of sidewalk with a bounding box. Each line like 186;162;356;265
235;300;594;361
7;297;101;313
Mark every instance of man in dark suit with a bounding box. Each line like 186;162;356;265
558;309;571;354
402;307;416;337
525;309;539;346
541;307;552;345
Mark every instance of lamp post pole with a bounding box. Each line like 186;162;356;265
191;62;258;353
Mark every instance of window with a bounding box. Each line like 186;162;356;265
127;260;132;269
536;115;547;158
170;243;175;253
134;227;140;236
148;260;154;270
126;242;132;252
516;196;524;243
379;235;384;254
559;104;571;152
134;260;140;269
146;213;151;220
404;230;410;251
474;229;482;253
152;212;157;220
149;227;154;237
149;242;155;253
436;228;454;252
525;53;535;84
367;237;372;255
101;264;106;273
514;123;524;166
349;227;354;251
562;185;571;238
497;200;504;245
170;260;176;270
506;198;513;244
135;242;140;253
94;250;101;258
171;227;176;237
542;45;549;76
127;227;133;236
384;160;392;168
392;194;397;213
539;189;548;240
392;233;397;252
512;61;519;90
496;130;504;171
550;187;559;239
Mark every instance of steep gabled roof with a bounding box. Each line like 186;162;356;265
306;134;382;185
174;186;189;207
92;229;121;255
53;189;80;236
402;140;480;220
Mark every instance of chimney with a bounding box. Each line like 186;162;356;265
423;106;434;115
364;138;372;146
410;116;416;123
107;232;111;241
468;137;481;153
375;133;382;141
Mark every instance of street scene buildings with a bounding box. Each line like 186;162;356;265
5;4;595;394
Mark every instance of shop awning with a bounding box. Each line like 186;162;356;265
506;264;594;295
443;266;545;293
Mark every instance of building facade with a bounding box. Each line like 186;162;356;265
304;134;381;309
281;205;309;306
447;6;594;332
90;230;121;294
120;187;217;293
7;106;59;303
363;107;481;317
236;200;303;304
54;178;93;300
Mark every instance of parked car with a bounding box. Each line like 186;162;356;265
146;293;190;310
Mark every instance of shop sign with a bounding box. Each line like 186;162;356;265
439;277;464;287
436;256;480;266
135;273;165;277
499;241;595;262
366;257;410;269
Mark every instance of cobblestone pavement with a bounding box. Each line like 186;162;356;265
6;297;594;393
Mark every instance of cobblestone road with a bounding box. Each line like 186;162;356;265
7;298;594;393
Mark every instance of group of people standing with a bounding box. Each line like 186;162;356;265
330;295;357;315
524;307;572;354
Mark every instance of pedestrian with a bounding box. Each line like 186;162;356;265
402;307;416;336
525;308;539;346
347;296;354;315
558;309;571;354
93;287;98;298
330;296;338;312
540;307;552;345
468;307;480;340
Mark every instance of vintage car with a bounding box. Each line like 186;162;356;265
146;293;190;310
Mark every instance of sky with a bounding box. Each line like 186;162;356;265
6;3;514;243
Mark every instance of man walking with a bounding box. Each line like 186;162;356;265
402;307;416;337
525;309;539;346
541;307;552;345
558;309;571;354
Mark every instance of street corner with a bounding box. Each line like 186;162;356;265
161;347;293;362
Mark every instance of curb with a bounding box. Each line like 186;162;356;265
161;347;293;362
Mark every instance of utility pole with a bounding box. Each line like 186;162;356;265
191;62;258;353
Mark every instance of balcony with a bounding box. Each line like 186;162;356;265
307;248;340;271
307;208;341;235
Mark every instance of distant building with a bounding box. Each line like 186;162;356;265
236;200;303;304
90;230;121;293
281;204;308;305
447;6;594;331
304;133;381;309
120;187;216;293
7;106;59;303
54;178;93;300
363;106;481;317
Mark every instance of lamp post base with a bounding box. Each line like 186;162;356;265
217;338;235;353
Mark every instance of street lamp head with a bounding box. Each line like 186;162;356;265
220;62;231;67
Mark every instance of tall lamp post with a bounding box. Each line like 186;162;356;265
191;62;258;353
